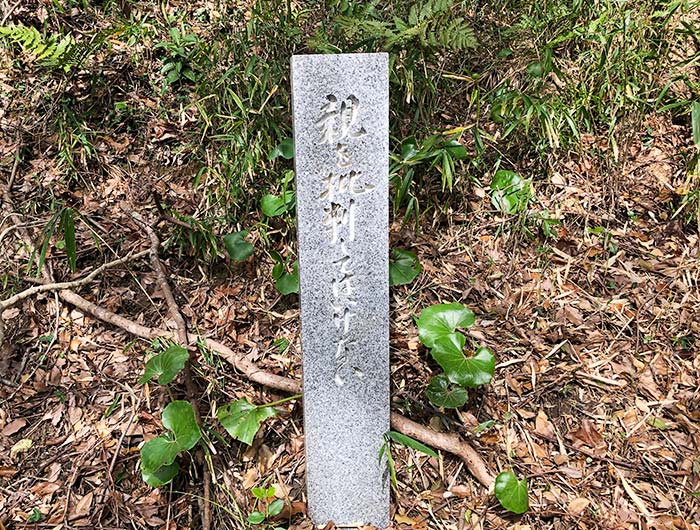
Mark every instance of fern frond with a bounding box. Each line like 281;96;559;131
330;0;478;53
434;17;478;50
335;16;392;40
0;24;75;69
0;23;117;71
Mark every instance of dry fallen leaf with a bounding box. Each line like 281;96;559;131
535;409;556;438
395;513;418;525
71;490;94;519
10;438;32;459
1;418;27;436
568;497;591;515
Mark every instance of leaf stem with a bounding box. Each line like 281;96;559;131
259;393;302;409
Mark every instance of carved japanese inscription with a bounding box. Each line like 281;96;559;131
292;54;389;529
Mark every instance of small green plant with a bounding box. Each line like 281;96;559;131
26;508;43;523
248;486;285;526
261;167;296;219
140;344;189;386
217;399;278;446
261;190;296;218
390;135;468;223
140;400;202;487
494;471;529;514
389;249;422;286
270;252;299;295
0;23;119;71
224;231;255;262
268;138;294;161
0;24;73;69
139;339;294;486
490;170;531;215
29;205;78;276
333;0;477;53
154;27;201;91
416;303;495;408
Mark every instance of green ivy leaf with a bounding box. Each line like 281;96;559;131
247;511;266;525
494;471;529;514
218;398;277;445
139;401;201;486
389;249;422;286
261;191;295;217
490;170;531;214
416;303;475;348
431;336;495;388
140;435;181;475
426;374;468;408
162;400;202;450
268;499;284;517
223;231;254;261
275;260;299;295
139;344;189;385
141;461;179;487
268;137;294;160
388;431;438;459
443;139;468;160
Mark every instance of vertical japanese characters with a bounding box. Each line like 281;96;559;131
315;94;376;386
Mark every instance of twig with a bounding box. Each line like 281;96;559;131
0;0;23;25
128;211;188;343
6;142;21;192
0;250;150;312
55;288;495;488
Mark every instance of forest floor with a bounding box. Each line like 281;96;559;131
1;1;699;529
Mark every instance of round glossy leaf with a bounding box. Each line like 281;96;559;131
261;191;295;217
139;344;189;385
140;436;181;474
268;137;294;160
400;137;419;160
218;398;277;445
275;261;299;295
247;511;266;525
416;303;475;348
494;471;529;514
490;170;530;214
389;249;422;286
162;400;202;451
141;460;179;487
443;139;468;160
223;231;254;261
268;499;284;517
431;337;495;388
426;374;468;409
271;262;284;280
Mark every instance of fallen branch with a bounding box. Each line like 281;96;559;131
56;288;495;488
0;250;150;312
128;211;188;343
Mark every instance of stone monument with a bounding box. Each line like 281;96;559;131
292;53;390;528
